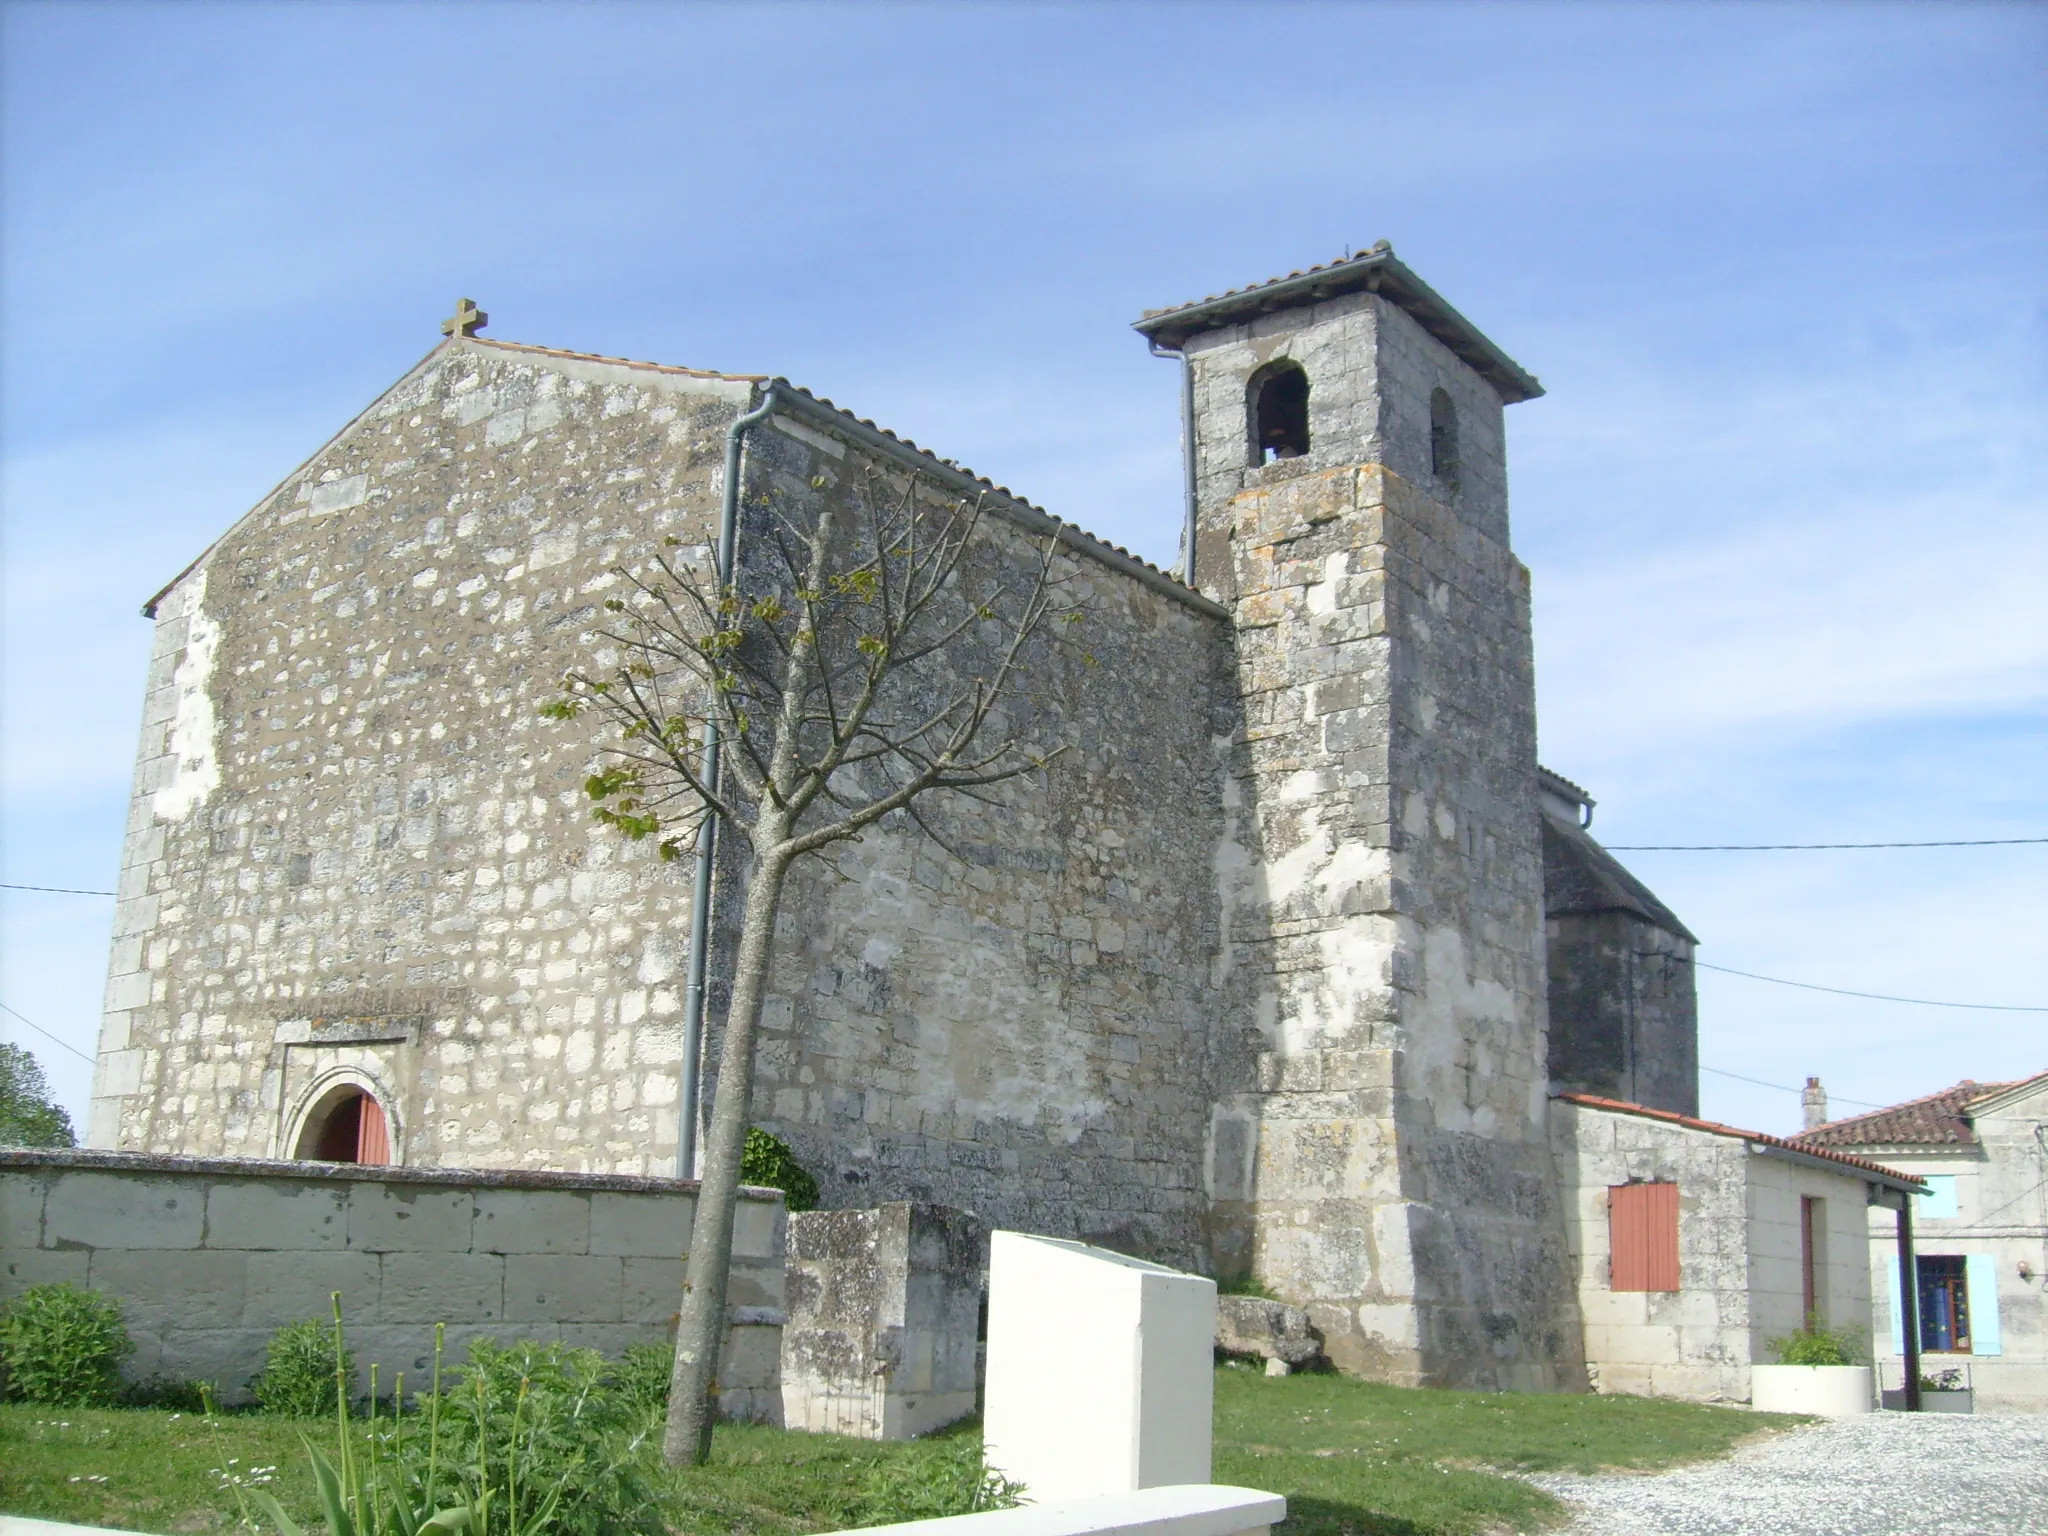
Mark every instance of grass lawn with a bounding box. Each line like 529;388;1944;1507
1212;1360;1801;1534
1;1366;1798;1536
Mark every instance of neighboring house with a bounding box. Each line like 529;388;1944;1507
1550;1093;1924;1404
1797;1072;2048;1413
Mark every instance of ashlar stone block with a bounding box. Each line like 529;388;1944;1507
0;1171;45;1251
380;1252;503;1323
591;1190;692;1257
349;1185;475;1253
475;1189;590;1255
243;1250;383;1328
504;1254;623;1323
89;1249;248;1331
207;1178;349;1251
47;1171;203;1250
983;1230;1215;1501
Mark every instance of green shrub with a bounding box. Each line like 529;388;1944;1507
742;1127;819;1212
0;1282;133;1405
1216;1274;1277;1300
1766;1322;1861;1366
853;1434;1024;1523
254;1317;356;1418
612;1341;674;1411
404;1337;668;1536
237;1302;664;1536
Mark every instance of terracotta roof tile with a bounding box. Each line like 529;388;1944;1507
1793;1079;2019;1150
1556;1091;1926;1189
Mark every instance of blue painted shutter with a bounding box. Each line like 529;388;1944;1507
1965;1254;2002;1356
1887;1261;1904;1356
1919;1175;1959;1219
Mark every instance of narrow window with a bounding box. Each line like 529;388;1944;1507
1608;1181;1680;1292
1429;388;1460;492
1247;362;1310;464
1917;1255;1972;1352
1800;1196;1826;1324
301;1087;393;1165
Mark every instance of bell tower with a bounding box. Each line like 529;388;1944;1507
1136;246;1584;1390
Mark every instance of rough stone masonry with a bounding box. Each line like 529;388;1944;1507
92;248;1695;1391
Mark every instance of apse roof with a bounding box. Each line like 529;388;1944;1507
1541;811;1697;942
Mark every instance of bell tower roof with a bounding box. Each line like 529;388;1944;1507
1133;243;1544;404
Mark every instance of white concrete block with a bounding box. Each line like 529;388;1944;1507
1750;1364;1872;1416
845;1484;1285;1536
983;1231;1216;1503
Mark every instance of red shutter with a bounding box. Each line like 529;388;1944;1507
1609;1181;1680;1292
356;1095;391;1165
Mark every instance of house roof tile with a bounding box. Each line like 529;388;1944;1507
1556;1091;1926;1190
1793;1078;2025;1151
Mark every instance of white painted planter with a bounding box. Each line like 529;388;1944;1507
1751;1364;1874;1415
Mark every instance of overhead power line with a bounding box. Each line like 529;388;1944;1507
1607;838;2048;850
1698;961;2048;1013
0;1000;96;1064
1;883;116;895
1698;1064;1884;1110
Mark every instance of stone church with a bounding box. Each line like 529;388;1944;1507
89;247;1707;1391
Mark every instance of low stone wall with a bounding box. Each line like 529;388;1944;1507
0;1149;786;1419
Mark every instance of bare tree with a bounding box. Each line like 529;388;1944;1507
546;454;1075;1465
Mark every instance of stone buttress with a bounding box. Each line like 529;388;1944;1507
1138;249;1586;1389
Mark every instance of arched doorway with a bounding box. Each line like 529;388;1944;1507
293;1082;393;1165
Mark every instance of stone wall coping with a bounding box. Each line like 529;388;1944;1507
851;1485;1286;1536
2;1517;148;1536
0;1147;785;1203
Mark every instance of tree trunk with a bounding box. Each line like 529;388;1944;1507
663;835;794;1465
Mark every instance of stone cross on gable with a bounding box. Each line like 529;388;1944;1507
441;298;488;340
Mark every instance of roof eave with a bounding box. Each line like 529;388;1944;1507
1748;1140;1928;1196
1132;251;1544;405
1555;1091;1926;1192
770;385;1229;621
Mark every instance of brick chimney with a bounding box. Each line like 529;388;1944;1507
1802;1076;1828;1131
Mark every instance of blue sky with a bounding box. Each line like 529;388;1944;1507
3;0;2043;1139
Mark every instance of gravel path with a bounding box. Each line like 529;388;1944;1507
1526;1412;2048;1535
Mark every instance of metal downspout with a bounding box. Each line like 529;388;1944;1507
1149;340;1199;589
677;382;780;1179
